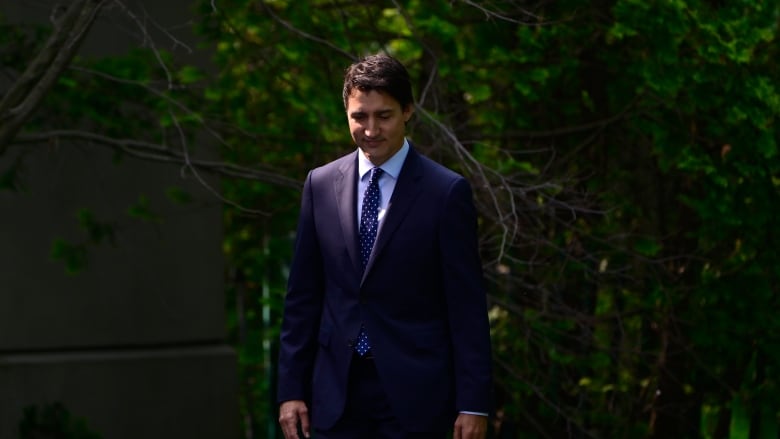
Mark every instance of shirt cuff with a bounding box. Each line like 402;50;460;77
459;411;488;416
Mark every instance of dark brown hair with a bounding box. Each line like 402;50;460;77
342;53;414;110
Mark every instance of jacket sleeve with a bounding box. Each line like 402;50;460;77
439;176;494;414
277;170;325;404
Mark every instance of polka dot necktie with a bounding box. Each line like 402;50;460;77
356;167;383;356
359;167;384;271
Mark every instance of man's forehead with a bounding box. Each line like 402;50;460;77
347;89;400;109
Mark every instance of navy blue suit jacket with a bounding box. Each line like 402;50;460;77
277;145;492;432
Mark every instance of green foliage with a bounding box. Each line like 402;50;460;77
191;0;780;436
50;239;89;275
50;209;115;274
76;209;115;245
0;156;25;192
19;403;102;439
4;0;779;437
165;186;194;205
126;195;162;223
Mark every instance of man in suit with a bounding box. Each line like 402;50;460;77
277;53;492;439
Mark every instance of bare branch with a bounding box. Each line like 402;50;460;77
502;104;635;139
494;356;600;439
258;1;355;60
0;0;107;153
0;0;89;114
388;0;439;108
415;105;519;263
12;130;303;191
69;65;231;148
459;0;552;25
112;1;176;88
167;109;270;215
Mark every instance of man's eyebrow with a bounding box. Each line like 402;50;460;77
350;109;394;116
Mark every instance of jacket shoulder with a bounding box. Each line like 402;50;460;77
410;147;468;188
308;150;356;182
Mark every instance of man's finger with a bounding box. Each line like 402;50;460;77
279;400;309;439
453;424;462;439
278;411;299;439
299;409;311;438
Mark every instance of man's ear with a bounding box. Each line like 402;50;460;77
403;105;415;123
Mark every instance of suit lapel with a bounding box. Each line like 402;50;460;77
362;147;424;281
335;153;361;276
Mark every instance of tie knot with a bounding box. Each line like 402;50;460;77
369;167;384;183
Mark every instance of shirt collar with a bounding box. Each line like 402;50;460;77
358;138;410;180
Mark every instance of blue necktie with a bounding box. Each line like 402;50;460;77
356;167;383;356
359;167;383;271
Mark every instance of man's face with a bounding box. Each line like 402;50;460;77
346;89;413;166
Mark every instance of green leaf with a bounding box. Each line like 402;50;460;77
634;237;662;257
166;186;193;204
50;239;88;275
177;65;203;84
126;195;162;223
728;396;750;439
76;209;115;245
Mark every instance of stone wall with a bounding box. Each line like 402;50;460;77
0;2;239;437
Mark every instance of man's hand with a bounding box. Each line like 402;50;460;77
453;413;487;439
279;400;310;439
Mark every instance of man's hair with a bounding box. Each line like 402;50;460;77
342;53;414;110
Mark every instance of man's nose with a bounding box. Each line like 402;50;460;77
364;118;379;137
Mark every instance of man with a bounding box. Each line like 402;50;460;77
277;53;492;439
